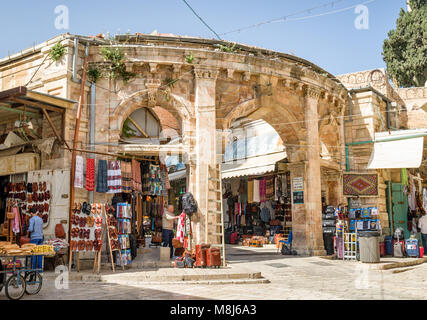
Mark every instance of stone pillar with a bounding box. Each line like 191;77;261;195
188;66;219;245
290;86;326;256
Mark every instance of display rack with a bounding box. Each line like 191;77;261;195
343;232;358;260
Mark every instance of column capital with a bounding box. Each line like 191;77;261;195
194;66;219;80
303;85;322;100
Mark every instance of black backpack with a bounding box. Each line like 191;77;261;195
182;192;197;216
281;244;291;255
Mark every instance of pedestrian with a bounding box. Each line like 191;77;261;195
28;211;44;269
418;211;427;250
162;204;179;258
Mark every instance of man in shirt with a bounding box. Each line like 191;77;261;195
28;212;44;269
162;205;179;258
418;211;427;250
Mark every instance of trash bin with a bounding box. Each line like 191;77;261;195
385;236;393;255
358;231;380;263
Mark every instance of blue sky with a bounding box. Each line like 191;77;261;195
0;0;406;75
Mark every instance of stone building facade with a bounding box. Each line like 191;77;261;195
3;33;424;256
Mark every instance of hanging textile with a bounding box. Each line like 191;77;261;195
149;164;162;196
74;155;84;188
96;159;108;193
107;160;122;193
247;180;254;203
131;159;142;193
253;179;260;202
265;176;274;200
176;212;186;242
121;161;133;193
423;188;427;212
141;162;151;195
86;158;95;191
259;178;267;202
12;206;20;234
401;168;409;186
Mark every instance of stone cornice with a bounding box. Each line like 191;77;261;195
303;85;322;100
193;66;219;80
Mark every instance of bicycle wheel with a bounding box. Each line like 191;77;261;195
25;272;43;295
5;275;26;300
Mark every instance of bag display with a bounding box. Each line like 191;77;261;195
182;192;197;216
206;247;221;267
393;241;403;258
55;223;66;239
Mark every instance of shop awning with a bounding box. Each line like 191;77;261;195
367;130;426;169
221;151;287;179
168;169;186;181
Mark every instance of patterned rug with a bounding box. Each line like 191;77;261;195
343;174;378;196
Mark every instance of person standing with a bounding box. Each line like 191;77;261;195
418;211;427;250
162;205;179;258
28;212;44;269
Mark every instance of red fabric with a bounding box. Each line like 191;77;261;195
86;158;95;191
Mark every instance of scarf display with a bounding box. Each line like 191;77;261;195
74;155;84;188
121;161;132;193
131;160;142;193
176;212;186;242
107;160;122;193
265;176;274;200
259;178;266;202
86;158;95;191
96;160;108;193
149;164;162;196
247;180;254;203
253;179;260;202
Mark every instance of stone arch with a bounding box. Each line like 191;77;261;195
221;97;305;146
112;89;192;135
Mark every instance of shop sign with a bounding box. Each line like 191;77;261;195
292;177;304;191
293;191;304;204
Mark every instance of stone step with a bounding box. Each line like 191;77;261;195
100;271;262;283
101;278;270;286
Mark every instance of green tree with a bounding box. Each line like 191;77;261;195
382;0;427;87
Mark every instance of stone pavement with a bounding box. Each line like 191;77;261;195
2;244;426;300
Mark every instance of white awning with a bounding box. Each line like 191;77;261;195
168;169;186;181
367;130;426;169
221;151;287;179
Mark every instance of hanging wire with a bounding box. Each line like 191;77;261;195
181;0;222;40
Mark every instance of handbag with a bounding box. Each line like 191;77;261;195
172;238;183;248
151;232;162;243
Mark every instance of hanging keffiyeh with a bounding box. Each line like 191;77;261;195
107;160;122;193
86;158;95;191
74;155;84;188
96;160;108;193
121;161;132;193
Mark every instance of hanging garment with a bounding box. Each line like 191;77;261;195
96;160;108;193
176;212;186;242
230;179;240;196
86;158;95;191
253;179;260;202
121;161;133;193
107;160;122;193
131;160;142;193
149;164;162;196
401;168;409;186
74;156;84;188
266;200;275;220
260;202;271;223
423;188;427;212
247;180;254;203
265;176;274;200
282;174;288;197
274;176;280;201
12;206;20;233
259;178;267;202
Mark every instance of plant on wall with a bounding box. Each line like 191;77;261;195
185;52;194;64
49;42;66;62
87;65;101;83
218;43;240;53
100;46;135;83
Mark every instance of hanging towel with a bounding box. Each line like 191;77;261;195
247;180;254;203
253;179;260;202
86;158;95;191
96;160;108;193
74;155;84;188
121;161;132;193
131;160;142;192
107;160;122;193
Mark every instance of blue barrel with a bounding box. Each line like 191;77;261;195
385;236;393;255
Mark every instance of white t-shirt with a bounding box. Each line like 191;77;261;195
418;215;427;234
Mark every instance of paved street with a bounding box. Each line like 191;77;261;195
3;245;426;300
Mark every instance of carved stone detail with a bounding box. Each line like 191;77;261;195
304;86;322;100
193;66;219;80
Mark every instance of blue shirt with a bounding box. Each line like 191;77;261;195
28;216;43;240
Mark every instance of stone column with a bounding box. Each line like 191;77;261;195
304;85;325;256
188;66;219;245
290;86;325;256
